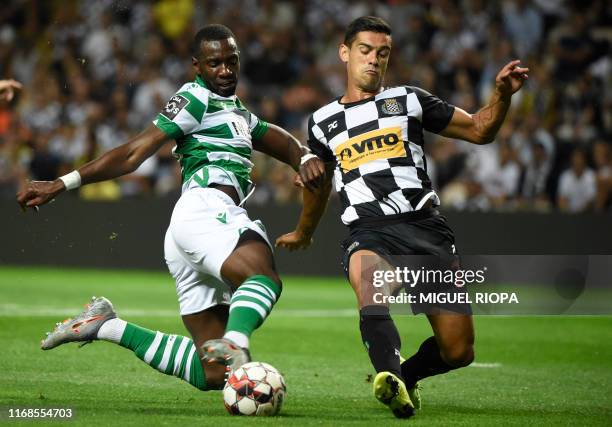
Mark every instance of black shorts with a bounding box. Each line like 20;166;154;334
341;208;472;315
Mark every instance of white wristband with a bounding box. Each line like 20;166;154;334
300;153;317;165
59;170;82;190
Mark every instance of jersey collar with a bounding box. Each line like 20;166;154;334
195;74;208;89
338;87;386;107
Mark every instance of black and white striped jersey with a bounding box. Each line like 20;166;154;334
307;86;455;225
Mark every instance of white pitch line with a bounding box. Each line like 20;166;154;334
470;362;502;368
0;304;357;318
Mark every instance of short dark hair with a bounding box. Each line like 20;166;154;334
192;24;236;57
344;16;392;47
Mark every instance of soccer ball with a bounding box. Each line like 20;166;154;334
223;362;286;416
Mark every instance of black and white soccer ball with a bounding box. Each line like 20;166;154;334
223;362;286;416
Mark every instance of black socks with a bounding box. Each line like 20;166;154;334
359;305;402;378
359;308;460;388
401;336;455;388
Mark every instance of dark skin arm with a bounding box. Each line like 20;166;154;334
253;123;326;191
17;124;170;210
441;60;529;144
275;163;334;250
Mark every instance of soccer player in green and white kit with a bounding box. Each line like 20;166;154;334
17;25;325;391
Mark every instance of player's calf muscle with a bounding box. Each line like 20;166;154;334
440;341;475;367
222;242;281;288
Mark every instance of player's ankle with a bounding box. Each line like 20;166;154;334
203;363;227;389
96;318;126;343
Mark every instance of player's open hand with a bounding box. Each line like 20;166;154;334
298;156;326;192
275;230;313;251
16;180;65;212
0;79;23;102
495;60;529;98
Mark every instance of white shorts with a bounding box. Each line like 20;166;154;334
164;187;272;315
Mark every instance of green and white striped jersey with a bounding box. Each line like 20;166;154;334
153;75;268;200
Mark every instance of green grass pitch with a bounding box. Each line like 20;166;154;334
1;266;611;426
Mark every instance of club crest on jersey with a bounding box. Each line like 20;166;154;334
381;98;403;115
334;126;406;171
161;95;189;120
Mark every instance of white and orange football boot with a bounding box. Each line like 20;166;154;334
41;296;116;350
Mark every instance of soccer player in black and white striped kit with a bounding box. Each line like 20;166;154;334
277;16;528;418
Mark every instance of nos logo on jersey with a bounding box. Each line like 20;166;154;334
161;95;189;120
334;127;406;171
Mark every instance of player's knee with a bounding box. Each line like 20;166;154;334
442;344;474;368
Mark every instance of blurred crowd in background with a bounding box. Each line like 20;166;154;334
0;0;610;213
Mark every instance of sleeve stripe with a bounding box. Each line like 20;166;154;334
251;120;268;140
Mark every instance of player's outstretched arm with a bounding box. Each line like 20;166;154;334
253;123;326;192
16;124;170;210
441;60;529;144
276;163;333;251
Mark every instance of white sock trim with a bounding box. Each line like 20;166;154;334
96;318;127;344
224;331;249;349
242;282;277;302
229;300;267;318
232;290;273;309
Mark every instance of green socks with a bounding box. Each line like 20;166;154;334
97;319;207;390
223;275;281;348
